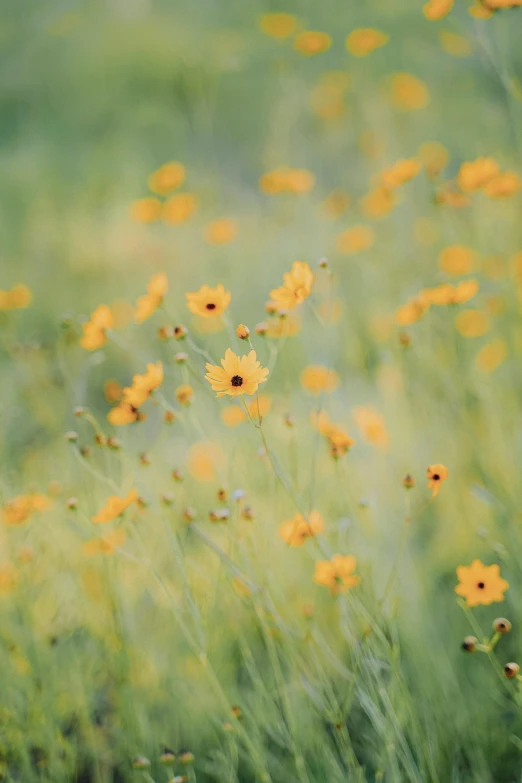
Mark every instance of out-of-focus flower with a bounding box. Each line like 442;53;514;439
423;0;454;18
259;12;297;39
313;555;360;594
83;528;126;556
80;305;114;350
278;510;325;546
186;284;231;318
353;407;389;450
439;30;471;57
439;245;475;275
475;339;507;372
301;365;339;395
424;280;479;306
259;167;315;195
345;28;388;56
135;273;168;323
336;225;375;254
0;284;32;311
380;159;421;189
130;197;162;223
482;172;521;198
162;193;198;224
270;261;313;310
457;157;499;192
454;309;490;338
187;441;226;482
147;162;185;195
418;141;449;177
3;493;52;526
389;73;430;111
426;464;448;496
294;31;331;56
92;489;138;524
204;218;238;245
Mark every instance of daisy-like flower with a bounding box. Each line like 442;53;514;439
345;28;388;57
313;555;360;595
300;365;339;395
294;31;332;56
186;284;231;318
278;510;325;546
135;273;168;324
107;362;163;425
270;261;313;310
426;464;448;496
80;305;114;350
205;349;269;398
92;489;138;524
455;559;509;607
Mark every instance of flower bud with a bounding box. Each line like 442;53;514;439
231;705;242;718
265;301;278;315
462;635;478;653
94;433;106;447
178;750;195;765
399;332;411;348
504;662;520;679
403;474;415;490
284;413;295;428
493;618;512;634
209;508;230;523
132;756;151;770
236;324;250;340
74;406;86;417
255;322;268;336
139;452;151;466
172;469;184;483
164;410;176;424
67;497;79;511
318;257;328;269
217;488;228;503
183;507;196;522
242;506;254;521
174;352;188;364
159;750;176;766
65;431;78;442
107;437;122;450
161;493;175;507
158;325;173;340
173;325;188;340
80;446;91;458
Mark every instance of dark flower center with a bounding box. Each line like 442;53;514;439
206;303;216;310
432;474;440;481
231;375;243;387
477;582;485;589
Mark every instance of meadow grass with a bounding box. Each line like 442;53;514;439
2;1;522;781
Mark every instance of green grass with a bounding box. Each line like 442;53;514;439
2;1;522;781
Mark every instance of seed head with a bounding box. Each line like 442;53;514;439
403;474;415;489
493;618;512;634
462;635;478;653
504;662;520;679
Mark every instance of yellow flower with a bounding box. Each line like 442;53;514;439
294;31;331;56
246;393;272;421
439;245;475;275
80;304;114;350
186;284;231;318
104;379;123;403
270;261;313;310
162;193;198;224
92;489;138;524
205;349;269;398
426;464;448;497
221;405;247;428
322;189;351;217
3;493;52;526
300;365;340;395
482;171;521;198
381;159;421;189
475;339;508;372
418;141;449;177
107;402;140;426
135;273;168;324
130;197;162;223
122;361;164;408
147;161;185;195
436;183;471;208
0;564;18;596
204;218;238;245
312;411;355;457
360;187;396;219
338;224;375;254
455;560;509;607
425;280;479;306
345;28;388;56
389;73;430;111
353;407;389;450
259;12;297;39
0;284;32;311
423;0;454;18
176;384;194;406
83;528;126;557
313;555;360;595
259;167;315;195
455;309;490;338
187;441;225;482
457;157;499;192
468;1;493;17
395;294;430;325
278;510;325;546
439;30;471;57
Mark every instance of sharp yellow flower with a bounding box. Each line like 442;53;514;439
92;489;138;524
205;349;269;398
278;510;325;546
313;555;360;594
135;273;168;324
186;284;231;318
270;261;313;310
455;559;509;607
